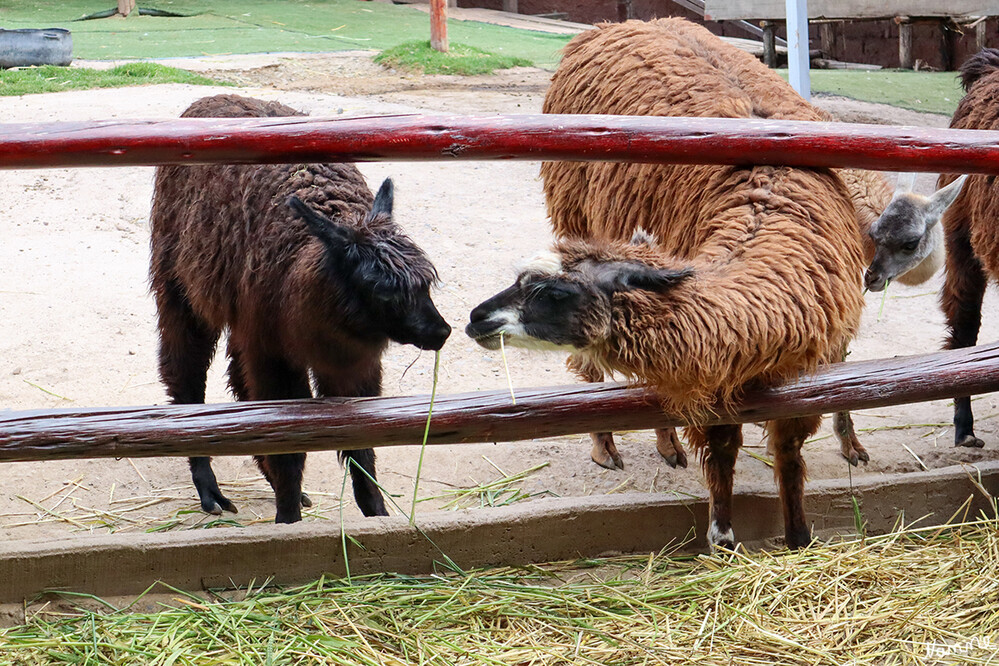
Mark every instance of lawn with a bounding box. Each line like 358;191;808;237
0;0;571;68
808;69;963;116
0;1;964;113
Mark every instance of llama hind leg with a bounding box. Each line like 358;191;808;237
691;424;741;551
832;345;868;466
833;411;869;466
655;428;688;469
768;415;820;550
229;343;311;509
243;351;312;523
943;220;987;448
153;280;232;515
567;354;624;470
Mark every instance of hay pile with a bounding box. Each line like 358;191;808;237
2;520;998;665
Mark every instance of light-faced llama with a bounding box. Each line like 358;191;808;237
150;94;451;524
469;19;869;551
538;18;963;474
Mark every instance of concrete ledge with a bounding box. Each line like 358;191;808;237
1;462;997;602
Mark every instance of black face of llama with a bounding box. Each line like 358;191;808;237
864;174;968;292
466;249;691;354
289;179;451;352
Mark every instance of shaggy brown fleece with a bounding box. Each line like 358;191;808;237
541;19;866;415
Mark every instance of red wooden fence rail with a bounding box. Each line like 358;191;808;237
2;113;999;173
3;342;999;462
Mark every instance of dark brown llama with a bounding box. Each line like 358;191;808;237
934;48;999;449
150;94;451;523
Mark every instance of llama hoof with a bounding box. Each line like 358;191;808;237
200;493;237;516
956;434;986;448
590;434;624;470
655;428;687;468
592;453;624;471
785;528;814;551
300;492;313;508
707;521;735;552
660;450;688;469
843;448;870;467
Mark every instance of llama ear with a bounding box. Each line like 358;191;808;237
368;178;394;220
924;175;968;222
288;195;356;248
629;228;657;247
893;172;917;195
596;262;693;294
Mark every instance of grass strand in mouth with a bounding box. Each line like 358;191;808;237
410;350;441;526
499;332;516;405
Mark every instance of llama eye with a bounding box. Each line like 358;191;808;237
543;287;571;302
900;240;920;253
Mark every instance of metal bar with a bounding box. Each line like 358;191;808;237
787;0;811;99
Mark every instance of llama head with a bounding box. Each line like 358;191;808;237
288;179;451;351
465;239;692;354
864;174;968;292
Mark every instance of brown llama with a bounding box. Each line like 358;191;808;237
539;18;963;473
468;19;868;551
150;94;451;524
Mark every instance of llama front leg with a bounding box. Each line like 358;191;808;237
315;367;389;517
768;415;820;550
691;424;741;551
242;351;313;523
568;354;624;470
153;280;233;515
943;220;987;448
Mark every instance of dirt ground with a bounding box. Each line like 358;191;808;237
2;52;999;547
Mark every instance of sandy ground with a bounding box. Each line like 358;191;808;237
2;52;999;547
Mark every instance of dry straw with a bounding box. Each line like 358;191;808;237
3;518;998;665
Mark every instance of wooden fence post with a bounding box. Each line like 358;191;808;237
117;0;136;16
430;0;448;53
899;17;914;69
762;20;778;68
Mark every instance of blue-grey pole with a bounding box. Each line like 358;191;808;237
786;0;811;100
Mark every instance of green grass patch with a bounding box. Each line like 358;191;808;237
375;40;531;75
0;61;222;96
0;0;570;68
778;68;964;116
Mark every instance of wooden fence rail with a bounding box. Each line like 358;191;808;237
3;113;999;173
3;342;999;462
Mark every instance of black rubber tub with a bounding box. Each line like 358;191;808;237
0;28;72;68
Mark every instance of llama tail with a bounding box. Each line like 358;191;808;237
960;48;999;92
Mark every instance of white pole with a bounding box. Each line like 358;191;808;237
786;0;810;100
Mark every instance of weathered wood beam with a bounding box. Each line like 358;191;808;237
762;20;779;68
899;17;914;69
3;114;999;174
3;343;999;463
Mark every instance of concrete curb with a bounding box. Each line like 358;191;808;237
2;462;996;602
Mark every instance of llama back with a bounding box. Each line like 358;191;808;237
542;18;830;244
149;95;374;330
